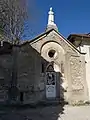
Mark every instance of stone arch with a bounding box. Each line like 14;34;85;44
41;41;66;81
45;61;54;72
40;41;65;62
40;41;65;55
40;42;68;99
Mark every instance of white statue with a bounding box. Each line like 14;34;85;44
47;7;58;31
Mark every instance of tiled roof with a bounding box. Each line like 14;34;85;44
68;33;90;40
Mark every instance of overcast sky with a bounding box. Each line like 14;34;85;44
23;0;90;40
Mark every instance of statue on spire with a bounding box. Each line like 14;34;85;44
46;7;58;31
48;7;54;25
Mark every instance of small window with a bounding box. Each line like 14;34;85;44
41;63;44;73
20;92;24;102
48;49;56;58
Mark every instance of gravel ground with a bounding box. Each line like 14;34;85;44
0;105;90;120
60;105;90;120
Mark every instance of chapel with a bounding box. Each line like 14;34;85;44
0;7;89;105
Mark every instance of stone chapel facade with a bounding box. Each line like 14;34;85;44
0;8;89;105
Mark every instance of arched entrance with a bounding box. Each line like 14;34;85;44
45;62;56;98
41;42;66;100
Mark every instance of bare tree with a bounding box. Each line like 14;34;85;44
0;0;28;43
0;0;28;103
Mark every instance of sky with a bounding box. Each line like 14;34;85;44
23;0;90;40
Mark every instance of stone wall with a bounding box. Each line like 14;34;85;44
0;53;12;103
30;30;89;104
0;43;47;104
68;55;89;104
30;30;79;56
17;43;47;104
0;30;89;105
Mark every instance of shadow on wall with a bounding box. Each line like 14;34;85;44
0;42;66;119
17;43;65;119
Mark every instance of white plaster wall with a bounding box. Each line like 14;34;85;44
80;45;90;100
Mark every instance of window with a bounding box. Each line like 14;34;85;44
41;63;44;73
20;92;24;102
48;49;56;58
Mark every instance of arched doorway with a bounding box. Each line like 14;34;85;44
45;62;56;98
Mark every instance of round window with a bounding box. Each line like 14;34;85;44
48;49;56;58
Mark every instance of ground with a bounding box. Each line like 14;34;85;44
0;105;90;120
